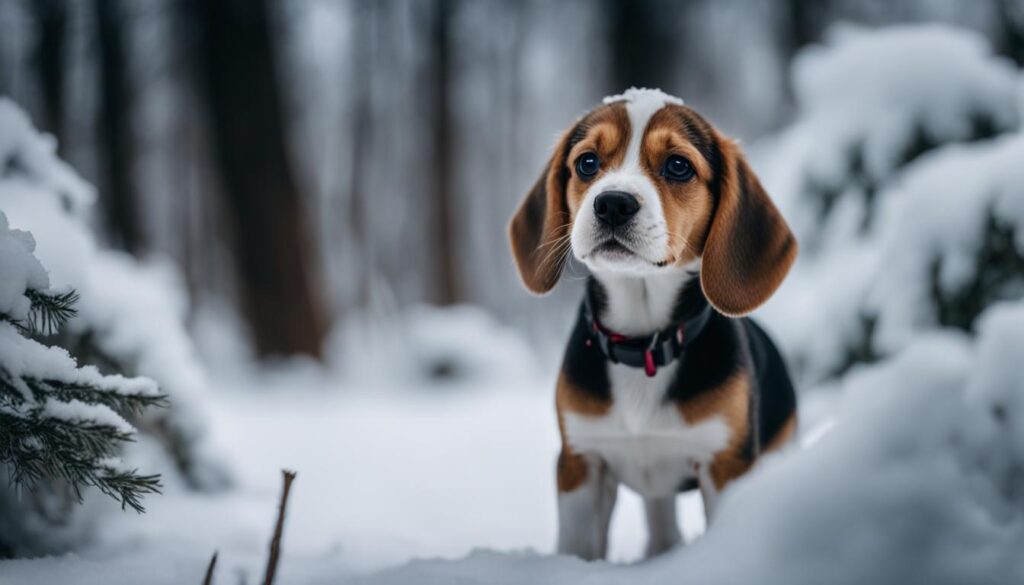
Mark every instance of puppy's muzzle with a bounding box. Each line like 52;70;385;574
593;191;639;228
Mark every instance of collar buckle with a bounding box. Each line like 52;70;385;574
643;332;659;377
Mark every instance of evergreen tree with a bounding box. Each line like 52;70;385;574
0;213;163;514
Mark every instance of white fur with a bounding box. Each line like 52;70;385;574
594;266;698;336
556;455;617;560
644;496;682;557
697;461;720;523
563;361;731;499
571;89;684;274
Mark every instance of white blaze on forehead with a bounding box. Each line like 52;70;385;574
570;88;685;271
602;88;685;172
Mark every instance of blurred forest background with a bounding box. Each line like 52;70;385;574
4;0;1024;581
2;0;1022;362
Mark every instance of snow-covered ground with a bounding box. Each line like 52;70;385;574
0;371;711;585
7;300;1024;585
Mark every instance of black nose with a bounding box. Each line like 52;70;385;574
594;191;640;228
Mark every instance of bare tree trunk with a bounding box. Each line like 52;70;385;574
429;0;460;305
347;0;375;312
27;0;67;152
604;0;677;93
93;0;144;255
783;0;819;56
180;0;327;359
994;0;1024;66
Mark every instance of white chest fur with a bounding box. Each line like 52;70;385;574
562;360;731;498
562;267;731;498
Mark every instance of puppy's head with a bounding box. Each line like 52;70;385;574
509;88;797;316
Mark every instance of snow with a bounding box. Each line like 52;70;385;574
0;216;160;403
869;134;1024;352
0;212;48;323
761;24;1021;249
761;127;1024;383
329;304;541;386
0;321;158;403
0;99;95;214
0;374;711;585
793;24;1020;185
756;24;1024;383
602;87;684;107
41;399;134;435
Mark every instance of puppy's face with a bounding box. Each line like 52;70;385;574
509;89;797;316
565;96;716;275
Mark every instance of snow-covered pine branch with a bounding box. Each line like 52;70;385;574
0;98;225;495
0;212;165;513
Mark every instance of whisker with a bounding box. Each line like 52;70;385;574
536;236;573;273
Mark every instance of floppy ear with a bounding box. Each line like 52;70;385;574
700;136;797;316
508;129;574;294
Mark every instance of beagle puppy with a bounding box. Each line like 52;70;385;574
508;88;798;560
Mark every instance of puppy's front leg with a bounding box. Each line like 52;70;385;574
643;496;681;557
556;450;617;560
696;462;719;524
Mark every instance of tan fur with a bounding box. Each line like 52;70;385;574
564;105;631;216
676;371;753;490
508;128;574;295
554;372;611;493
641;107;717;266
700;135;798;316
509;104;633;294
712;412;797;490
556;372;612;420
556;449;590;492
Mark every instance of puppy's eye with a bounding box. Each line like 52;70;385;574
662;155;695;182
575;152;600;179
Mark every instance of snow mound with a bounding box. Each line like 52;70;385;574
763;131;1024;382
869;134;1024;353
764;24;1021;249
756;24;1024;383
794;23;1020;187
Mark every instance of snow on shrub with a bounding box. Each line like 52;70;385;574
758;25;1024;383
765;130;1024;383
869;135;1024;354
0;98;224;489
765;24;1020;252
0;212;164;557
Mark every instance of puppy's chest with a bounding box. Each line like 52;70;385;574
562;362;732;497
